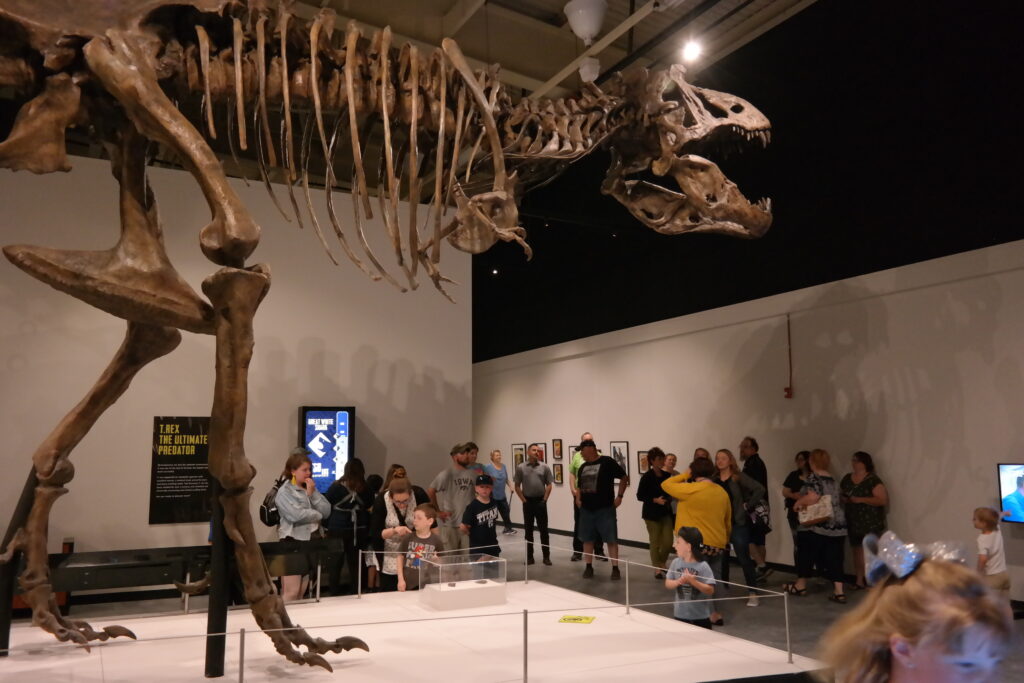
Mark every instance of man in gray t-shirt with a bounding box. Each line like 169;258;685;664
514;444;554;565
428;443;477;554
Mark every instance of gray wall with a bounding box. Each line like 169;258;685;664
474;240;1024;599
0;157;471;552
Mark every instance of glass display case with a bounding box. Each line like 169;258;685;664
419;553;507;610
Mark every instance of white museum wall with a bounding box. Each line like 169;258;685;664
474;240;1024;599
0;156;471;553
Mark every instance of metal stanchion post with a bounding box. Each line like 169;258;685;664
315;561;322;602
357;550;362;598
523;544;529;584
784;592;792;663
522;609;528;683
625;560;630;615
183;570;191;614
238;628;246;683
205;479;230;677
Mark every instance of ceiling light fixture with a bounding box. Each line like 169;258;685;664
681;40;702;63
564;0;608;47
578;56;601;83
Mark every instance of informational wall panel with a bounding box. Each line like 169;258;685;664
299;406;355;493
149;416;211;524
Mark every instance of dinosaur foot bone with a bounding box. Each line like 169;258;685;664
251;594;369;671
21;583;136;651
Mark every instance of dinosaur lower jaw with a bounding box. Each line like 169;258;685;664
609;154;772;238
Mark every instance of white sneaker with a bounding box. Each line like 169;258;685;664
746;594;760;607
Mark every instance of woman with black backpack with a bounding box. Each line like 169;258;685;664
325;458;374;595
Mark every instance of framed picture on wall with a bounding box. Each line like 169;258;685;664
553;463;564;485
610;441;629;479
552;438;563;460
637;450;649;474
512;443;526;468
534;442;547;461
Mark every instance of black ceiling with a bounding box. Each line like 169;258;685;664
471;0;1024;362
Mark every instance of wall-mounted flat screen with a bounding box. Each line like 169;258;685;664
998;463;1024;523
299;406;355;493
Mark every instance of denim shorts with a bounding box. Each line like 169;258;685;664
579;506;618;544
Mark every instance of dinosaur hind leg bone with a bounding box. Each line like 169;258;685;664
202;266;367;671
0;321;181;648
83;31;260;268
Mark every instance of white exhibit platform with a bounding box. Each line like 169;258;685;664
420;578;506;610
3;581;820;682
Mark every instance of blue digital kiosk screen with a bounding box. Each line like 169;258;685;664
299;406;355;493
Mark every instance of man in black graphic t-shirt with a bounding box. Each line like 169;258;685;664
574;439;628;580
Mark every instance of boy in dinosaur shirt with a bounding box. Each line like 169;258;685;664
397;503;445;591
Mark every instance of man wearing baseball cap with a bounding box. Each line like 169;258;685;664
428;442;478;554
460;473;502;557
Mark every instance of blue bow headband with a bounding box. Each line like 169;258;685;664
863;531;967;586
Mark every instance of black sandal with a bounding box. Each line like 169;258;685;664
782;582;808;596
829;593;848;604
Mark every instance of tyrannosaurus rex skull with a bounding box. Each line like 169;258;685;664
602;65;772;238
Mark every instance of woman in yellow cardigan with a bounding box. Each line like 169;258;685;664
662;457;732;625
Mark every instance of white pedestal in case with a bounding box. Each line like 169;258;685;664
420;578;506;610
418;553;507;610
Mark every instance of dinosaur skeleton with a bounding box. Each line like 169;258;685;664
0;0;772;671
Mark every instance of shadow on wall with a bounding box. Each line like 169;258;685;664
704;280;891;476
249;338;469;486
705;264;1007;544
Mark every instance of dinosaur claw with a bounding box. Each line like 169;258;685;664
304;653;333;671
336;636;369;652
174;572;211;595
64;628;90;650
103;625;137;640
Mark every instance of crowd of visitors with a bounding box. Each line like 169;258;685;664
271;435;1013;643
265;432;1014;683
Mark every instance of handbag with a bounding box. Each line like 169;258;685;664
259;476;287;527
748;499;772;533
797;494;833;526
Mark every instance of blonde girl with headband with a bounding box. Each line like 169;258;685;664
818;532;1012;683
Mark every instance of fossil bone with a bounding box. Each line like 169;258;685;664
0;0;771;672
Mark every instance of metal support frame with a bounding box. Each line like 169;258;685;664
531;0;663;98
204;479;230;678
595;0;720;85
0;469;39;658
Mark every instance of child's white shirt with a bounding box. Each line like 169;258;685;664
977;529;1006;575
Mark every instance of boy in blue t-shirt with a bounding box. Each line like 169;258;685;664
665;526;716;628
